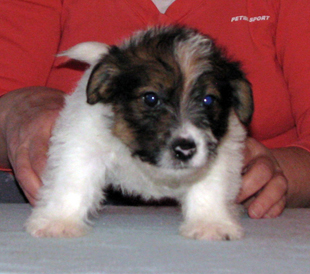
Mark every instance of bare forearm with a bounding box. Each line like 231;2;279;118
272;147;310;208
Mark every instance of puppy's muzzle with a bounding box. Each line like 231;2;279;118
172;138;197;162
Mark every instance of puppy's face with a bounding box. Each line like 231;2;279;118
87;26;253;170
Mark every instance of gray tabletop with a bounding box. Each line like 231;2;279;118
0;204;309;274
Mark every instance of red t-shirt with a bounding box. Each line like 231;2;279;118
1;0;310;155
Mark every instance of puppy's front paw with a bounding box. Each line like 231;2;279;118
25;216;90;238
180;220;244;241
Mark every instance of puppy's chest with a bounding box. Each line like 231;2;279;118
105;154;191;199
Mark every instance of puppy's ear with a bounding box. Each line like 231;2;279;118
231;79;253;126
86;60;120;104
209;48;253;126
58;42;110;65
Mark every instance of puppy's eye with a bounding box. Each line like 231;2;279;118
143;92;160;107
203;95;215;106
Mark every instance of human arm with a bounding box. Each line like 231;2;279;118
0;87;65;205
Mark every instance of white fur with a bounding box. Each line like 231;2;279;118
25;41;247;240
58;42;110;64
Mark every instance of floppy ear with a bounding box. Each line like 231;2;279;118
58;42;110;65
231;79;253;126
86;60;120;104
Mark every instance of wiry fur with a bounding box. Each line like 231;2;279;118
25;26;253;240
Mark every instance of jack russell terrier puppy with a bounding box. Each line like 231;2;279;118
25;25;253;240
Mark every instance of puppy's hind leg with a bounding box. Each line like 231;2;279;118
25;141;108;238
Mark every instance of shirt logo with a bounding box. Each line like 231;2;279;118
231;15;270;23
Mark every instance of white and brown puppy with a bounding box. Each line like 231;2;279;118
25;26;253;240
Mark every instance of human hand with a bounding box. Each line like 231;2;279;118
0;87;65;205
237;137;288;218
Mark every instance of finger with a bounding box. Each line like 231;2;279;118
23;191;37;206
263;196;286;219
241;196;255;209
238;156;274;203
29;138;49;177
13;146;42;205
247;172;287;219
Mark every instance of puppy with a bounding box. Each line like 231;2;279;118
25;26;253;240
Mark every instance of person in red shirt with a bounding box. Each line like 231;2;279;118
0;0;309;217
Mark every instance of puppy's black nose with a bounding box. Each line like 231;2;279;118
172;138;196;161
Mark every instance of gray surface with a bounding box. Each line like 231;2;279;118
0;205;310;274
0;171;27;203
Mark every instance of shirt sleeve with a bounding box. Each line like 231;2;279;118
275;0;310;151
0;0;62;96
